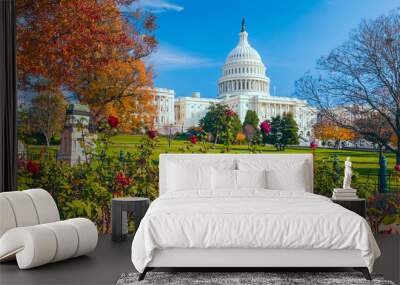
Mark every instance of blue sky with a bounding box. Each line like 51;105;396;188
131;0;399;99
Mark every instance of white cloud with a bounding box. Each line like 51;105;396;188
122;0;184;13
145;45;217;70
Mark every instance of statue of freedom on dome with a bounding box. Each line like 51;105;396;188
241;17;246;32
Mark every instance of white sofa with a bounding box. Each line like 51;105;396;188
0;188;98;269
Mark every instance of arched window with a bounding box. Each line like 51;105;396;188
246;80;249;90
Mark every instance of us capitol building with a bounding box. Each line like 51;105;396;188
153;20;316;143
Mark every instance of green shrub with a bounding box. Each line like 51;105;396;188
313;156;342;197
18;119;159;233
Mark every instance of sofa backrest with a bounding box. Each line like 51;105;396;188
159;154;313;196
0;189;60;237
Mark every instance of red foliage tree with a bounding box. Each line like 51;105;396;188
16;0;157;92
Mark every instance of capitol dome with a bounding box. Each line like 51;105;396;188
218;19;270;99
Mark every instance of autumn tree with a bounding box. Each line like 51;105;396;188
17;0;158;131
236;132;246;144
17;0;156;91
391;134;398;149
29;91;67;147
295;10;400;164
314;121;357;149
75;59;156;132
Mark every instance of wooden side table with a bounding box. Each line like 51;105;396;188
331;198;366;218
111;197;150;242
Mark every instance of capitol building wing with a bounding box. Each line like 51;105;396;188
153;20;317;144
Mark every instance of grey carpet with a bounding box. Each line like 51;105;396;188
117;272;396;285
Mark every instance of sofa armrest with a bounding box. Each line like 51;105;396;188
0;218;97;269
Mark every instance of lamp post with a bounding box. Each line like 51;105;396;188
379;155;388;193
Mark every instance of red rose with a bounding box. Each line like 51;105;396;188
147;130;157;139
395;164;400;172
225;109;235;117
260;121;272;134
310;141;318;150
115;172;131;187
27;161;40;175
190;135;197;144
107;115;119;128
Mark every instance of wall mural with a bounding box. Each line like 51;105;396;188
15;0;400;235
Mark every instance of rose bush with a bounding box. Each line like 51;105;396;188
190;135;197;144
368;193;400;234
147;129;157;139
260;121;271;134
18;120;159;233
107;115;119;128
27;160;40;175
310;141;318;150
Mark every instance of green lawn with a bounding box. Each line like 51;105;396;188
25;134;396;175
109;135;396;176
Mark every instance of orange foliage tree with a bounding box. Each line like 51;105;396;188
17;0;157;130
314;122;357;148
75;59;156;132
236;132;246;144
391;134;398;149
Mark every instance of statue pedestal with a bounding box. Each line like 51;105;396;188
57;103;92;166
332;188;358;200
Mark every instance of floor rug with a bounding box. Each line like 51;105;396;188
116;271;395;285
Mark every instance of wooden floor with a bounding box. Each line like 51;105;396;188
0;235;134;285
1;234;398;285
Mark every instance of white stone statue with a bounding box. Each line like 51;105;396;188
342;157;352;189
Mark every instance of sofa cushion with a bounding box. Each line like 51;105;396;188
0;191;39;228
0;218;97;269
0;196;17;237
24;189;60;224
